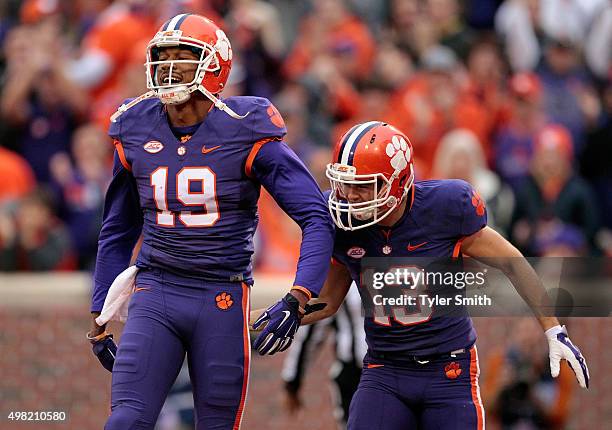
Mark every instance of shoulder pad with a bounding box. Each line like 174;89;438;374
223;96;287;143
108;95;161;142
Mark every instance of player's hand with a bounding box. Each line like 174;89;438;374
252;293;301;355
88;331;117;372
546;325;590;388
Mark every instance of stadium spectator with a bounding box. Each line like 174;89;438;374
63;0;159;106
511;124;600;254
495;0;541;72
388;0;437;61
371;42;414;92
284;0;375;82
432;128;515;235
0;22;88;183
292;52;362;148
332;80;393;148
426;0;476;60
226;0;285;98
464;37;509;155
49;124;112;270
0;188;75;271
89;37;150;130
493;72;546;191
536;35;601;152
385;45;489;176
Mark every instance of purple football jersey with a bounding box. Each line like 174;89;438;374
332;179;488;356
92;96;333;312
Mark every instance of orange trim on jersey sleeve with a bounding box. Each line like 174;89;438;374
291;285;312;301
113;139;131;172
452;238;465;258
331;257;344;266
244;137;279;178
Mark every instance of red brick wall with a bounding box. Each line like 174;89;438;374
0;308;608;430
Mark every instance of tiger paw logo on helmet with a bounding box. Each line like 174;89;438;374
444;361;462;379
215;292;234;310
385;135;411;171
215;29;232;61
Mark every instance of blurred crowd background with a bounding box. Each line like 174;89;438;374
0;0;611;271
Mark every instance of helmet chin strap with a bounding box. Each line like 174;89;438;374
110;84;251;122
198;85;250;119
146;83;251;120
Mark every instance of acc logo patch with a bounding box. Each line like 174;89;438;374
347;246;366;259
215;292;234;310
444;361;462;379
144;140;164;154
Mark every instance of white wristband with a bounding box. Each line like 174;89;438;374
545;324;567;339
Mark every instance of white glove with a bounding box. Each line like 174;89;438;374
545;325;590;389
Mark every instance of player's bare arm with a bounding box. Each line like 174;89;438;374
300;262;352;325
461;226;590;388
461;226;559;330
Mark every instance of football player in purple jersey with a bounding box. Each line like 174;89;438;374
299;121;589;429
86;14;333;430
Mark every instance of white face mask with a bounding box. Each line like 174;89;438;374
326;163;413;231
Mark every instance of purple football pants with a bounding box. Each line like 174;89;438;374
347;346;485;430
104;268;251;430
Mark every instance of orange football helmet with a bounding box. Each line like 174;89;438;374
326;122;415;230
144;13;244;118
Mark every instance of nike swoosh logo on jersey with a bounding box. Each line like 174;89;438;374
407;241;428;251
202;145;221;154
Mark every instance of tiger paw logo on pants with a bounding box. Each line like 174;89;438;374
444;361;462;379
215;292;234;310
